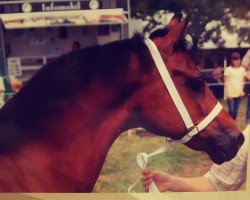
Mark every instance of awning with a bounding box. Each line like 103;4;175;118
0;9;128;29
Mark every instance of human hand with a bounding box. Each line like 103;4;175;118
226;94;232;100
240;91;245;97
141;169;172;192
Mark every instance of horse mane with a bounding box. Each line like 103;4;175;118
149;28;169;39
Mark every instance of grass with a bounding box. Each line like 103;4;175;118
93;99;248;192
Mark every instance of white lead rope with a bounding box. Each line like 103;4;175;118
128;143;171;193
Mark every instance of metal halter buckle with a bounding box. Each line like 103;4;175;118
187;126;199;137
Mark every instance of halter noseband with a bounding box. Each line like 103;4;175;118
144;38;222;144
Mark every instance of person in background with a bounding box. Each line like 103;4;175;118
224;52;246;120
211;59;224;99
212;60;223;83
242;49;250;68
9;75;23;93
242;49;250;123
0;76;5;108
141;126;249;192
72;41;81;52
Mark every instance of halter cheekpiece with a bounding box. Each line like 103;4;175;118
144;38;223;144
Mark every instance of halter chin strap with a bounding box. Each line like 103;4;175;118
144;38;223;144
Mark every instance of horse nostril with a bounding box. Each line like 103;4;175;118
236;133;244;147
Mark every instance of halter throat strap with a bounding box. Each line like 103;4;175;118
144;38;222;144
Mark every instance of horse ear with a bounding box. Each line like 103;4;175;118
167;13;183;28
163;13;190;49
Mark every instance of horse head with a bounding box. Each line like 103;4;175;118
132;15;244;165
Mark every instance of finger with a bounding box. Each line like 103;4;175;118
144;185;149;193
141;174;154;181
142;179;153;187
142;169;150;175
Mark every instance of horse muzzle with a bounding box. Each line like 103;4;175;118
205;133;244;164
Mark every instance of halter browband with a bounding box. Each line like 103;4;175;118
144;38;223;144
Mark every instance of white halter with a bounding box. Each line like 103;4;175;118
144;38;223;144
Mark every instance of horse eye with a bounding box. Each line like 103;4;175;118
187;76;205;93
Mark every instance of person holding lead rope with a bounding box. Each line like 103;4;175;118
141;126;249;192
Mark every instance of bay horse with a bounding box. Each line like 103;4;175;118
0;16;244;192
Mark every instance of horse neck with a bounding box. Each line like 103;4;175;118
51;111;132;192
49;53;151;192
0;83;137;192
49;81;144;192
0;50;151;192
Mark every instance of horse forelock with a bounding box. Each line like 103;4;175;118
149;28;199;64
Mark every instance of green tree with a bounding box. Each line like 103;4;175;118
130;0;250;48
